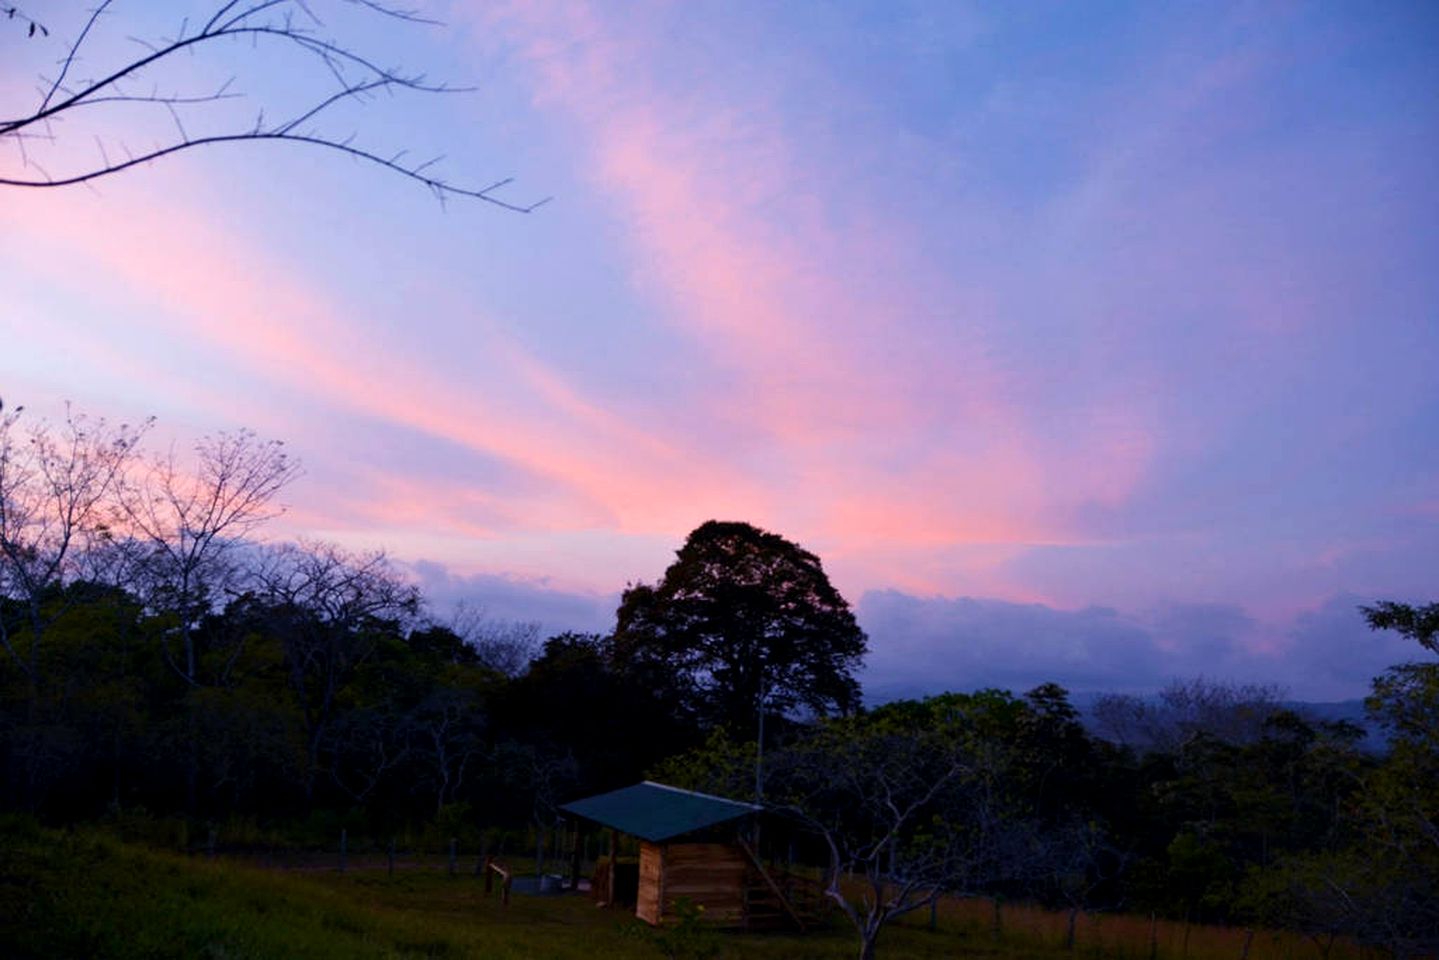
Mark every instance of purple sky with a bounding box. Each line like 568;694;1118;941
3;1;1436;700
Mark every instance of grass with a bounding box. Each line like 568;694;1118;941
0;823;1379;960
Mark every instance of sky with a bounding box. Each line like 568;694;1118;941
2;1;1436;701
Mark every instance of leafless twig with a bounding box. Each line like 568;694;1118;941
1;1;549;211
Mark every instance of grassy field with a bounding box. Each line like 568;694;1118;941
0;823;1375;960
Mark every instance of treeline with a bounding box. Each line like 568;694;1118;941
659;673;1437;958
0;569;690;829
0;409;688;832
1;409;1435;956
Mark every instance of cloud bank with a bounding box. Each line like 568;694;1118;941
858;591;1420;703
403;557;1418;703
407;559;617;638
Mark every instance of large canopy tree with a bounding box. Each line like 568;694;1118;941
611;520;867;734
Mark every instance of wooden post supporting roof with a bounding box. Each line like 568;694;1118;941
606;828;618;907
569;822;582;891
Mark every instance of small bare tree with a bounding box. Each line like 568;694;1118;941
1093;678;1287;752
327;696;412;804
1042;819;1128;950
0;404;145;693
413;685;484;816
123;429;299;686
0;404;145;807
771;721;1022;960
1;1;547;209
448;599;540;677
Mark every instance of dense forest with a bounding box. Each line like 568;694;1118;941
1;411;1435;956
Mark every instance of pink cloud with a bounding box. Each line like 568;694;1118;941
0;181;769;540
478;1;1153;576
3;3;1169;603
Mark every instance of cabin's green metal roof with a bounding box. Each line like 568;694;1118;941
559;781;760;843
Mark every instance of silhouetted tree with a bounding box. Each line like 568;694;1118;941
502;632;699;796
1353;601;1439;954
447;601;540;676
0;407;144;808
253;541;419;803
123;429;299;687
766;706;1042;960
0;406;143;694
612;520;867;735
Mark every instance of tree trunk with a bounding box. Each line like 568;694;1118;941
185;700;200;817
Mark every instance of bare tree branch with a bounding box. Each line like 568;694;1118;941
1;1;550;210
2;5;50;40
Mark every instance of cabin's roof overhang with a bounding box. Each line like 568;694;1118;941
560;781;761;843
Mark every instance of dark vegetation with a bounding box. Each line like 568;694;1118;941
1;408;1436;957
9;825;1379;960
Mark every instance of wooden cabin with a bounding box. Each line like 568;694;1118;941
560;780;819;929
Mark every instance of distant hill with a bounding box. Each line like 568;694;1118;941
1288;699;1385;751
864;684;1388;753
1067;691;1386;752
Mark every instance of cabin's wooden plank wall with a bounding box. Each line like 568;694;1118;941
659;842;747;925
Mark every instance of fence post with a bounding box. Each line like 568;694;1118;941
569;823;583;891
608;829;619;903
448;837;457;877
1241;929;1254;960
339;828;348;873
388;837;396;878
1149;913;1159;960
991;896;1003;941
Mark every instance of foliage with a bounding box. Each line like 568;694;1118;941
0;406;145;692
771;715;996;960
1361;601;1439;654
649;727;758;801
11;824;1371;960
619;897;721;960
497;632;698;801
3;403;1437;954
613;520;867;734
1237;601;1439;956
